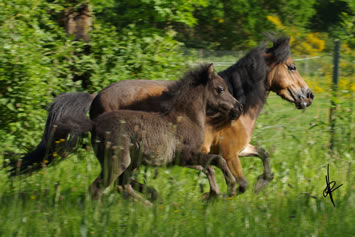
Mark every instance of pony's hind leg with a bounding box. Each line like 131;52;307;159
116;171;160;202
239;144;274;193
90;142;131;200
116;166;154;206
122;184;153;207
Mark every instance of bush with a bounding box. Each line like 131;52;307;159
0;0;192;152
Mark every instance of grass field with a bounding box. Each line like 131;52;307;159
0;91;354;236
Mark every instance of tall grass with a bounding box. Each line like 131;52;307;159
0;92;354;236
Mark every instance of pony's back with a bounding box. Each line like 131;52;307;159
93;110;180;166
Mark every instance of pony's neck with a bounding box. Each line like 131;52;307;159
166;85;207;127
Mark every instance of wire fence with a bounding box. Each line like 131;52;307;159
188;41;353;153
188;48;332;78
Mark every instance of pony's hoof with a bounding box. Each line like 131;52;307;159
254;176;271;194
145;187;160;202
237;179;249;194
143;200;153;207
201;192;220;201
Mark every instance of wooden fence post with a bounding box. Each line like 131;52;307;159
329;40;340;151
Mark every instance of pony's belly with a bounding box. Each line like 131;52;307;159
141;147;175;166
141;154;175;166
206;118;251;156
132;144;176;167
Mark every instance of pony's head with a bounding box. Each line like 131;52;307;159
166;64;242;121
265;37;314;109
203;64;242;120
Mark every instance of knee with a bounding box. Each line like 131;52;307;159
212;155;227;166
258;147;269;160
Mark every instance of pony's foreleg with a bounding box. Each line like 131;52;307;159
239;144;274;193
179;152;236;196
224;155;249;194
186;165;220;197
197;124;221;197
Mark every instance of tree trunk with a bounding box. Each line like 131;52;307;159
64;1;92;89
65;2;92;42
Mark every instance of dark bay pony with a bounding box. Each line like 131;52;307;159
8;36;314;196
55;64;239;204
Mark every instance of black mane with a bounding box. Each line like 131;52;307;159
219;36;290;113
266;36;291;63
166;63;211;96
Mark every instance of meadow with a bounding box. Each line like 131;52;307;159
0;88;353;236
1;1;353;235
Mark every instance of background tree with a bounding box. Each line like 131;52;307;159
176;0;316;50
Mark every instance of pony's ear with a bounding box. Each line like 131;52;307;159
194;63;215;86
207;63;216;82
207;63;215;75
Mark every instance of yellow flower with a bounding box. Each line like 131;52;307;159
30;195;35;200
306;33;325;52
44;160;49;164
52;152;58;157
60;139;65;142
267;15;284;29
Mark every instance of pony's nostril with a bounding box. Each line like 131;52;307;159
307;90;314;99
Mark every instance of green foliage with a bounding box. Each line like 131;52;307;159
88;24;190;91
90;0;207;28
0;0;191;151
0;0;80;150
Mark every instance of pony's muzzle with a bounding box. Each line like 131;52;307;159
230;102;243;120
296;88;314;109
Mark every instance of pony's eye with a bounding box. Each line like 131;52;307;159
216;86;224;94
288;65;296;72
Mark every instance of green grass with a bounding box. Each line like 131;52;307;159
0;92;354;237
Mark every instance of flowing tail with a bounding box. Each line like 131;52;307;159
6;92;96;176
